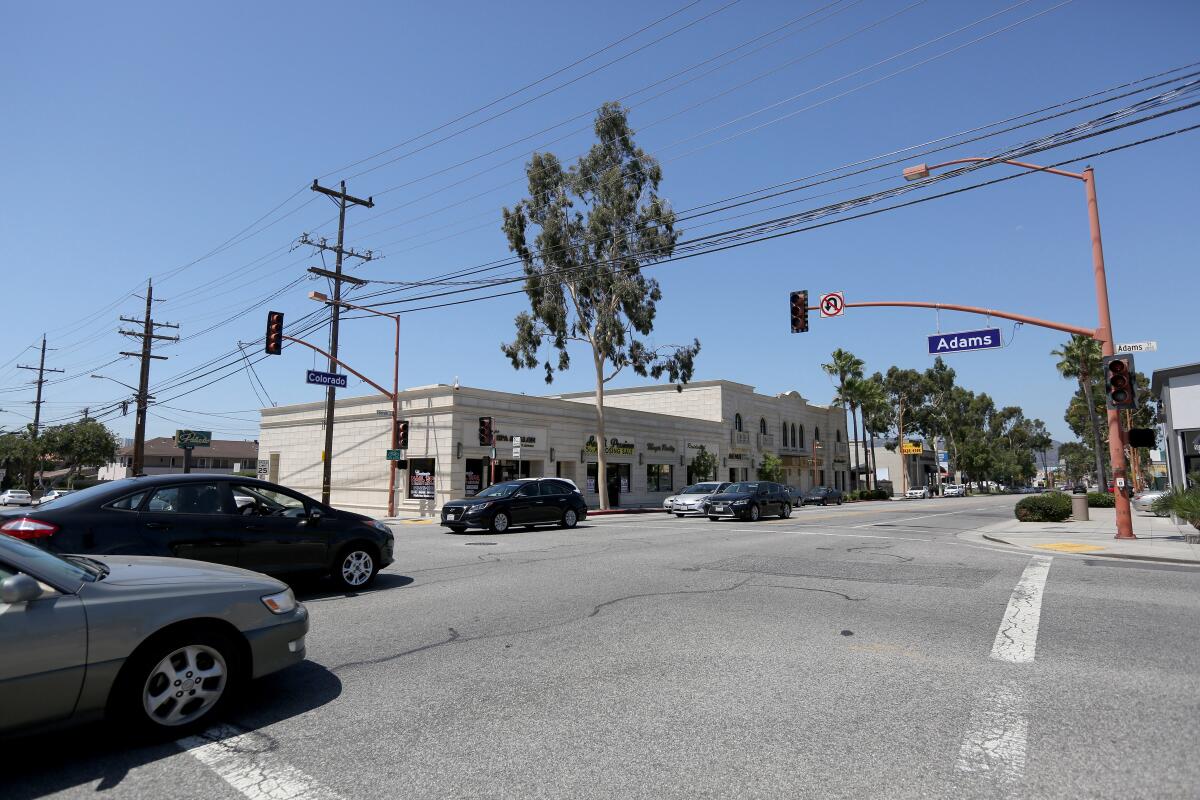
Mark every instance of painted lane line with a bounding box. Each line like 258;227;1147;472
850;506;995;528
178;724;345;800
990;555;1053;664
729;529;932;542
955;680;1029;788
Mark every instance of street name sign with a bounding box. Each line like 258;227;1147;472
306;369;348;388
819;291;845;318
174;429;212;449
386;449;404;460
927;328;1001;355
1116;341;1157;353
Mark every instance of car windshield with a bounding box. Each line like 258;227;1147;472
683;483;721;494
474;482;523;498
0;534;94;588
808;487;828;495
32;478;142;510
725;482;760;494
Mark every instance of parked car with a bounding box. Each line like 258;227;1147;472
0;474;395;591
440;478;587;533
801;486;844;506
0;532;308;737
0;489;32;507
1133;490;1169;515
784;485;805;506
34;489;75;506
668;481;731;517
905;486;930;499
704;481;792;522
943;484;965;498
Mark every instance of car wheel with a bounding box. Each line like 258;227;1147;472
708;516;720;522
675;513;685;518
491;511;510;533
821;499;828;506
780;503;791;519
837;498;843;505
560;508;579;529
748;504;760;522
334;544;379;590
113;628;240;736
446;524;467;533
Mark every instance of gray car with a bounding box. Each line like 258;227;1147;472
0;533;308;737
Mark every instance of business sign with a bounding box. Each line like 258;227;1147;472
584;436;635;456
1116;341;1157;353
685;442;717;461
927;328;1002;355
174;429;212;449
305;369;348;388
900;442;923;455
819;291;845;318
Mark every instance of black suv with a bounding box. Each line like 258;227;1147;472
440;478;587;533
704;481;792;522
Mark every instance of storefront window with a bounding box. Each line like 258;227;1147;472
408;458;435;499
646;464;673;492
586;463;631;504
465;459;483;496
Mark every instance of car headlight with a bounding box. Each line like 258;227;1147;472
468;502;492;513
261;588;297;615
732;499;748;506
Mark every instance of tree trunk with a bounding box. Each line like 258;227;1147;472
850;405;861;491
869;430;878;491
1080;376;1106;487
593;352;609;511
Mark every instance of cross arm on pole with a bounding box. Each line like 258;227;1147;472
281;335;393;399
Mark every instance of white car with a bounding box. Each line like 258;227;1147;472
669;481;732;517
943;484;965;498
0;489;32;506
1133;490;1168;515
905;486;930;500
34;489;74;506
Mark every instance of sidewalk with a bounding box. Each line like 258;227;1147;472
971;506;1200;564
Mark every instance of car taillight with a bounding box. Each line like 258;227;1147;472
0;517;60;539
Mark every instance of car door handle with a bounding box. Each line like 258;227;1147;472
244;524;267;532
144;522;171;530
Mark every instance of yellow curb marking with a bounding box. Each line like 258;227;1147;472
1032;542;1106;553
400;519;435;525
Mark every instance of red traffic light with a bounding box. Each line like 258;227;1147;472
395;419;409;449
265;311;285;355
1103;354;1136;410
789;290;809;333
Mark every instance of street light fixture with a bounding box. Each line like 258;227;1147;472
903;157;1134;538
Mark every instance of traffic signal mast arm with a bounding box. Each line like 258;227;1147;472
808;300;1098;339
280;334;394;400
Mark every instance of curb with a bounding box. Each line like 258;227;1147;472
980;532;1200;566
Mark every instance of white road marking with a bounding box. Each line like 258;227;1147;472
731;528;932;542
955;680;1029;789
850;506;993;528
178;724;345;800
990;556;1053;664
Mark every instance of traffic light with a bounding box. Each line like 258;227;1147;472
265;311;284;355
789;290;809;333
395;419;409;449
478;416;494;446
1102;354;1136;410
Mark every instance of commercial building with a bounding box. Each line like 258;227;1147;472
1151;361;1200;488
98;437;259;481
258;380;848;516
848;438;943;496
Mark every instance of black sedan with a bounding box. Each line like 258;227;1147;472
0;474;394;590
801;486;844;506
704;481;792;522
440;478;587;533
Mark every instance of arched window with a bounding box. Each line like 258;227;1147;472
791;423;797;448
759;418;767;435
815;426;821;442
798;425;805;448
734;413;743;432
836;429;842;442
781;421;787;444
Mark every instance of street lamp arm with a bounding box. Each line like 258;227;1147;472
810;300;1098;339
281;335;394;399
906;157;1084;181
90;374;140;393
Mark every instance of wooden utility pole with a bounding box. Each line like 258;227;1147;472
119;279;179;476
17;334;64;489
301;179;374;504
897;395;907;497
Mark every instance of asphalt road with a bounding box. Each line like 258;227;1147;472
9;495;1200;799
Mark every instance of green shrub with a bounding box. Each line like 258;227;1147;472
1014;492;1072;522
1086;492;1115;508
1152;487;1200;531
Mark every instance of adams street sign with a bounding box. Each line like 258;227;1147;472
927;328;1002;355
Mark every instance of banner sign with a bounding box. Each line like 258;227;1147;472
306;369;348;388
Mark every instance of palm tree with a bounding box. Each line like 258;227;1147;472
839;375;872;491
822;349;865;490
1051;335;1106;487
859;376;891;491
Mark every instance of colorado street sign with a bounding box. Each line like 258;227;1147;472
386;449;404;460
927;328;1001;355
1116;341;1157;353
306;369;348;388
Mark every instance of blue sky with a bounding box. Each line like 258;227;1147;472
3;0;1198;444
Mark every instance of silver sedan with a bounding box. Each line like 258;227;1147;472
0;533;308;737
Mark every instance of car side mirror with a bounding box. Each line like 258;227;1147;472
2;574;43;604
301;508;324;526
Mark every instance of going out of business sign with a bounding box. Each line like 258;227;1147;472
927;328;1002;355
305;369;349;388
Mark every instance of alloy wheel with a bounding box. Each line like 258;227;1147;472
341;550;375;587
142;645;227;727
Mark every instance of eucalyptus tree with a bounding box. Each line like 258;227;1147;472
500;103;700;509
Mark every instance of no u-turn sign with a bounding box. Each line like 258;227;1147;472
819;292;845;318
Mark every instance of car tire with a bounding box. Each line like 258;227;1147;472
675;513;685;518
111;627;241;737
837;498;843;506
446;524;467;533
560;508;579;529
333;543;379;590
708;516;720;522
748;504;760;522
491;511;510;533
821;499;828;506
780;503;791;519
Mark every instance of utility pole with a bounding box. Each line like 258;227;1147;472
119;279;179;476
897;395;907;498
17;334;64;489
301;179;374;504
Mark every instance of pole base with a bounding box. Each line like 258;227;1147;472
1114;532;1137;540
